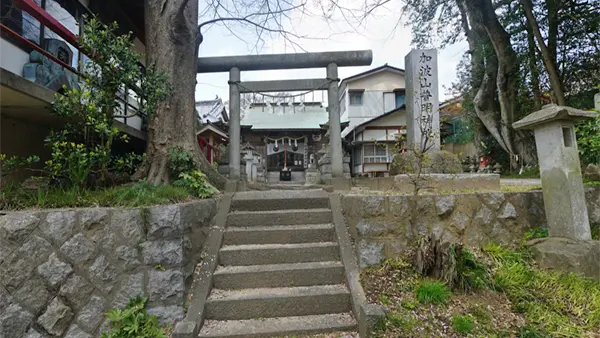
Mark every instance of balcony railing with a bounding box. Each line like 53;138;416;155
0;0;147;132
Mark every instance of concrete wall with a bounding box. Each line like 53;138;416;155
0;38;30;76
341;187;600;267
0;199;219;337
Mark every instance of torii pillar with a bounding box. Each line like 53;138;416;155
198;50;373;182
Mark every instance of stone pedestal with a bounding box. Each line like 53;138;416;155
405;49;440;151
514;104;596;240
317;144;350;179
305;168;321;185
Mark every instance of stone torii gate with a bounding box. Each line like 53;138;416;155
197;50;373;181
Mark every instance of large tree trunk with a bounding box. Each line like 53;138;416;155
134;0;226;189
463;0;537;168
521;0;566;105
525;21;542;110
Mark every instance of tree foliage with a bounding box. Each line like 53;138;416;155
399;0;600;170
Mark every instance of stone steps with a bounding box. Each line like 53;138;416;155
226;208;332;227
198;313;356;338
223;224;335;245
213;261;345;289
231;191;330;212
204;285;351;320
219;242;340;266
197;190;356;337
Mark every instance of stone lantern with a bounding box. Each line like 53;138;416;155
513;104;597;240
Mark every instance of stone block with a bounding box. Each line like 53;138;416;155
435;195;456;216
0;235;51;291
111;209;145;245
473;205;493;226
451;211;470;232
61;233;96;266
40;211;78;246
13;277;51;314
76;295;107;333
0;212;40;243
481;192;505;210
88;255;118;294
362;196;387;217
356;219;399;236
529;238;600;280
359;241;384;268
38;297;74;336
0;303;32;338
37;252;73;288
114;245;141;270
60;274;93;310
112;273;145;308
87;222;117;252
141;239;184;266
180;200;217;231
22;328;43;338
147;306;185;326
388;196;409;217
80;208;109;230
147;205;182;239
0;286;11;314
0;238;15;265
147;269;184;302
498;202;517;219
64;324;92;338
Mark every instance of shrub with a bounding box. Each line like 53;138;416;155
428;150;463;174
576;111;600;165
168;147;215;198
415;280;452;304
100;296;167;338
451;314;474;335
390;150;462;175
453;247;490;292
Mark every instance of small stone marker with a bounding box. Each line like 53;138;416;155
405;49;440;151
595;92;599;111
513;104;597;240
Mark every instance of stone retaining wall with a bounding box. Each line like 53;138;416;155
341;187;600;267
352;174;500;193
0;198;219;338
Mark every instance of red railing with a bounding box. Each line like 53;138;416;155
0;0;147;128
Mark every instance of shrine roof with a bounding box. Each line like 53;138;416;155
240;104;330;130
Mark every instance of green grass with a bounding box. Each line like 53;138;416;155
415;280;452;304
484;244;600;337
523;227;549;240
451;314;474;336
584;178;600;186
0;182;193;210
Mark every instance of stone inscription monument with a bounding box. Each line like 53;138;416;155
404;49;440;151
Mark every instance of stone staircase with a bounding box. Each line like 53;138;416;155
198;190;357;337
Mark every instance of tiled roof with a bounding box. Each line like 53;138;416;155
241;104;329;130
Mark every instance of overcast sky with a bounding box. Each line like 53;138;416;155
195;1;468;104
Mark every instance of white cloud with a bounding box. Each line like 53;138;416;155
195;1;467;103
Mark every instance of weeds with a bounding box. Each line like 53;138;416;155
483;244;600;337
0;182;192;210
451;314;474;335
415;280;452;304
523;227;548;240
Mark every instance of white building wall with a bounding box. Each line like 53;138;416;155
0;38;30;75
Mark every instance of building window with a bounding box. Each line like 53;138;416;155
349;92;363;106
363;144;388;163
394;89;405;108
